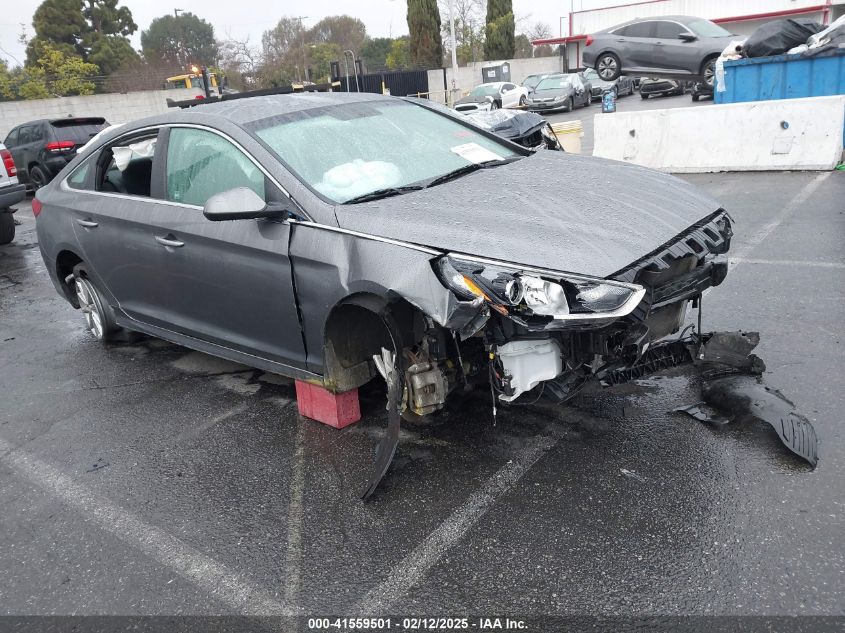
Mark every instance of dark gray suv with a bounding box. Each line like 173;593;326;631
582;15;735;86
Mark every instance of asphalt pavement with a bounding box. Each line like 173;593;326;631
0;129;843;627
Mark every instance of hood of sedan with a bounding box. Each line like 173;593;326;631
455;95;493;106
529;87;573;100
333;152;722;279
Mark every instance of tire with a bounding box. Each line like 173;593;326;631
71;264;120;343
564;97;573;112
597;53;621;81
691;94;699;102
519;95;526;107
490;100;499;110
0;212;14;245
29;165;49;191
641;93;649;100
584;92;592;107
702;57;717;87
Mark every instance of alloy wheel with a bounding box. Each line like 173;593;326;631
703;60;716;87
598;56;618;80
75;278;104;340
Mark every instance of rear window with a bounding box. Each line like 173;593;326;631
50;119;109;145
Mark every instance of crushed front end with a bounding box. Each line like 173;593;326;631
432;210;733;404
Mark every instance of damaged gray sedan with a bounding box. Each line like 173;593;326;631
34;92;740;494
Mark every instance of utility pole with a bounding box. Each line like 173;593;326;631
296;16;309;83
447;0;458;106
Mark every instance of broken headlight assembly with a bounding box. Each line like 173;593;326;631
433;255;646;322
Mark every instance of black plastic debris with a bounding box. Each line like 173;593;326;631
744;18;825;58
673;403;731;427
702;375;818;467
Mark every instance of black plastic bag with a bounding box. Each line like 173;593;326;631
744;18;825;57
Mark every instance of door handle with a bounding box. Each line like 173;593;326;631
655;42;665;46
616;38;627;42
75;218;98;228
155;235;185;248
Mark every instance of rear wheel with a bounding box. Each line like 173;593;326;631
0;213;14;245
72;264;119;343
29;165;48;191
597;53;621;81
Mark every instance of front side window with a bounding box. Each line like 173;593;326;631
654;21;686;39
248;100;519;204
166;127;264;207
471;84;501;97
4;128;19;147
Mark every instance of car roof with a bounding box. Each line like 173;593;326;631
605;15;706;30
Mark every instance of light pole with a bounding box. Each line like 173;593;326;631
295;16;309;83
447;0;459;106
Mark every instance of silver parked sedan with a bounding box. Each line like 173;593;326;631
33;91;734;495
583;15;735;86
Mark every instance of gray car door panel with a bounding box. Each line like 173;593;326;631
653;21;700;73
156;125;307;367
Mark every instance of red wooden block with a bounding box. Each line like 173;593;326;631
294;380;361;429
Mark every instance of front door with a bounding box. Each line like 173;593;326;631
149;125;306;368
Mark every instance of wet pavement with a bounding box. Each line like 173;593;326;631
0;170;843;623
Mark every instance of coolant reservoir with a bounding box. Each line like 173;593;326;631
496;339;563;403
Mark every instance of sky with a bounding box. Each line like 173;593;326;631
0;0;616;67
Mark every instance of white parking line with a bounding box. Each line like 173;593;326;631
0;435;298;615
353;426;565;614
283;421;307;608
730;257;845;269
729;172;830;264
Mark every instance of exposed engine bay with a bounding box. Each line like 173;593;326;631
361;210;818;498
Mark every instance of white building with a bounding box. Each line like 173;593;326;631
534;0;845;71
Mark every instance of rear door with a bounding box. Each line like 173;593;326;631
8;125;33;184
618;21;659;72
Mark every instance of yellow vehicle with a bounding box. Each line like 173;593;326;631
165;72;218;91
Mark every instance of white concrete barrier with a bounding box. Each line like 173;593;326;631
593;95;845;172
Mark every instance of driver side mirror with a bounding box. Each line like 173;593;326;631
203;187;291;221
679;32;697;42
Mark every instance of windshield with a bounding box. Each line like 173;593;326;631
687;19;732;37
536;76;571;91
523;75;546;89
248;100;519;204
470;84;500;97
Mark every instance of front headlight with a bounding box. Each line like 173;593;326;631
434;255;645;321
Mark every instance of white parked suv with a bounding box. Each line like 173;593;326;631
0;142;26;244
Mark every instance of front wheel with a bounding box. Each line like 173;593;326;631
490;100;499;110
702;58;717;87
0;212;14;245
596;53;621;81
519;95;526;107
691;94;699;102
564;97;574;112
641;93;649;100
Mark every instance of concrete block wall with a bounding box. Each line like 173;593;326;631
593;95;845;172
427;56;566;104
0;88;203;138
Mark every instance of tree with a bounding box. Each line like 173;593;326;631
308;42;342;82
0;61;16;101
360;37;393;72
218;35;260;90
534;44;554;57
408;0;443;69
514;34;532;58
17;42;99;98
141;12;218;68
439;0;484;65
484;0;515;60
309;15;367;56
385;37;410;70
26;0;137;76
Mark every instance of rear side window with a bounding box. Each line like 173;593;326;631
67;160;92;190
654;21;687;39
165;127;264;207
622;21;655;38
17;126;34;144
97;133;158;197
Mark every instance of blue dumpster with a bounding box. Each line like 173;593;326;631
715;49;845;104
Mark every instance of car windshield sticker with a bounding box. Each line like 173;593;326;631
450;142;503;164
